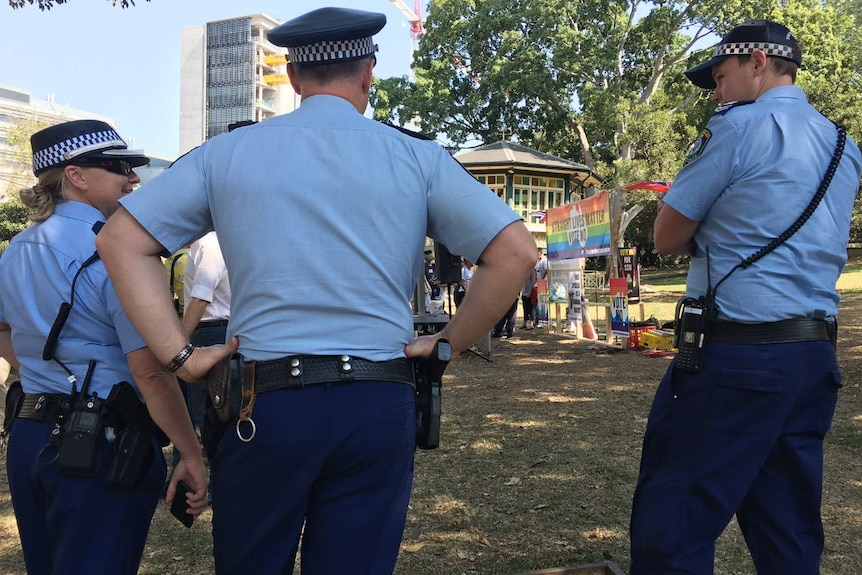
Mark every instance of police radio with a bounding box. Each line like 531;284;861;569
58;360;104;477
673;298;707;373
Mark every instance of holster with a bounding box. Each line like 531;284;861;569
207;353;256;424
414;378;441;450
105;382;159;487
3;379;23;435
413;339;451;450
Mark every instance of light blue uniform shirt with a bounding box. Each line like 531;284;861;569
0;201;145;397
121;95;521;361
665;86;862;322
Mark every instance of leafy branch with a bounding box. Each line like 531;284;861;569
8;0;148;9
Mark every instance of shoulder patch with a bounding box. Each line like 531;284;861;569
712;99;755;116
683;129;712;166
381;122;434;141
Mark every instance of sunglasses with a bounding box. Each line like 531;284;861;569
75;159;135;176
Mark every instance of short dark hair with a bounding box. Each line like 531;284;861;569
293;55;374;84
736;54;798;82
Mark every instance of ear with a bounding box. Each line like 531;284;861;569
751;49;768;73
63;165;88;191
360;58;374;94
286;63;302;95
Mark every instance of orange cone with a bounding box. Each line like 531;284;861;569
581;298;597;340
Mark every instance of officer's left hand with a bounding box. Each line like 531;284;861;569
166;456;209;516
404;334;443;360
176;336;240;383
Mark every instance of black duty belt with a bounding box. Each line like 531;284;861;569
16;393;69;421
255;355;415;394
707;318;833;345
197;319;229;329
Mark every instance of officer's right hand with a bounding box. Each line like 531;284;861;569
176;336;240;383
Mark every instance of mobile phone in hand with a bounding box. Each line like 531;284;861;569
170;480;195;528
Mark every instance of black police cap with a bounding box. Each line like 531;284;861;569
30;119;149;176
685;20;803;89
268;7;386;65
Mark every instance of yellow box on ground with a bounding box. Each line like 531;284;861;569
640;329;676;350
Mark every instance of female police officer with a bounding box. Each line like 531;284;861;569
0;120;209;575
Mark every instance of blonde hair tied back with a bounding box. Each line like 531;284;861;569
18;166;66;222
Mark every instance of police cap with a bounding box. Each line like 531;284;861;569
267;7;386;65
30;119;149;176
685;19;803;89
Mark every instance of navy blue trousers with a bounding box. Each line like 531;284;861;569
7;419;166;575
210;380;416;575
629;341;841;575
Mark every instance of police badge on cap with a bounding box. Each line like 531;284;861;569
30;119;149;176
685;20;803;89
267;7;386;65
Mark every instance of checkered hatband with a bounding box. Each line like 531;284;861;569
32;129;127;174
713;41;797;62
287;37;377;64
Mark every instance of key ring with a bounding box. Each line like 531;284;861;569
236;418;256;443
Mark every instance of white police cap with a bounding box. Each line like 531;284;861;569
268;7;386;65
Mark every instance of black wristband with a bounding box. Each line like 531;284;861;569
167;342;195;373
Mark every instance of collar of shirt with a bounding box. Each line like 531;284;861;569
53;200;107;231
755;84;806;105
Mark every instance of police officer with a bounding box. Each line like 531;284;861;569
630;20;862;574
97;7;536;575
0;120;209;575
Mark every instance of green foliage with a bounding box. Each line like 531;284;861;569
370;0;862;245
0;196;31;257
7;0;146;8
3;117;51;198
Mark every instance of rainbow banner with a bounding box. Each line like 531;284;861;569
545;191;611;260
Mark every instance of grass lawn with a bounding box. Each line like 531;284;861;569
0;265;860;574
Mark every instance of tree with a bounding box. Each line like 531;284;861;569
372;0;767;176
0;196;30;256
8;0;147;9
371;0;862;249
3;117;50;198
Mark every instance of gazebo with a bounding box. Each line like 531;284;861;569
455;141;603;248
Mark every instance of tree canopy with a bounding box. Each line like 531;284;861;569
8;0;146;9
371;0;862;249
373;0;860;176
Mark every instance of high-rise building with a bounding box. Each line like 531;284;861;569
0;85;115;199
179;13;299;155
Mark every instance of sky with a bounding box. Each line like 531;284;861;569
0;0;425;158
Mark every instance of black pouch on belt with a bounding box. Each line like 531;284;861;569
105;381;157;487
3;380;23;433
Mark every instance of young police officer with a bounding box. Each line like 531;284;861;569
97;7;537;575
630;20;862;574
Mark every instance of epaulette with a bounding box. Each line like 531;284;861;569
712;100;755;116
168;146;199;169
381;121;434;141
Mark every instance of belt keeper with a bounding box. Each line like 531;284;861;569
339;355;355;383
289;358;302;381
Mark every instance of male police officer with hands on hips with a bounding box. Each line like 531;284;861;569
98;7;536;575
630;20;862;575
0;120;208;575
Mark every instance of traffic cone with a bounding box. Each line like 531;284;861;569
581;297;597;340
